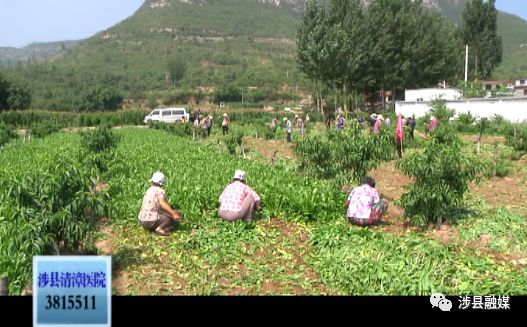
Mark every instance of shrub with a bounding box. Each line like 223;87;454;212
396;124;483;225
0;123;16;146
294;122;392;185
31;122;60;139
80;124;120;174
225;131;244;155
505;124;527;160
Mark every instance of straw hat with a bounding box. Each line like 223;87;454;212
283;117;288;121
223;113;228;117
377;115;384;121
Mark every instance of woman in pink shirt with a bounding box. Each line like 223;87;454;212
373;115;384;135
138;172;182;236
346;176;388;226
429;116;439;131
219;170;261;222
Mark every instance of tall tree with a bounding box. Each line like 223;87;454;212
406;11;464;88
461;0;502;80
0;73;9;110
167;56;187;88
366;0;423;106
323;0;367;113
296;0;329;113
0;73;32;111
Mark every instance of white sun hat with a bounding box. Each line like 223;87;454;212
233;170;247;182
223;113;228;117
151;171;166;186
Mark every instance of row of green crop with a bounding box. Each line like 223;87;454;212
108;128;526;295
107;128;346;226
0;109;147;129
310;219;527;295
0;133;108;294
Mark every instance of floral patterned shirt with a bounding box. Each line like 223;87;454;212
346;184;380;219
219;181;261;212
138;185;166;222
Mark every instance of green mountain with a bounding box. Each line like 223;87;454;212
0;40;81;67
3;0;527;110
4;0;308;109
436;0;527;79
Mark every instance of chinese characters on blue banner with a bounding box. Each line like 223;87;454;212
33;256;112;327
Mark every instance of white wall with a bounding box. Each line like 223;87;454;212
395;97;527;123
404;88;462;102
515;79;527;87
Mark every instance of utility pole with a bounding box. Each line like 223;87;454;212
465;44;469;84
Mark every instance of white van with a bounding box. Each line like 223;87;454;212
144;107;190;123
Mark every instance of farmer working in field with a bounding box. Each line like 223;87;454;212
406;115;416;140
429;115;439;132
296;114;305;138
284;117;292;142
373;115;384;135
271;116;279;133
138;172;182;236
206;114;213;136
219;170;261;223
222;113;230;135
346;176;388;226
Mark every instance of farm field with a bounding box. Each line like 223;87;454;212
2;123;525;296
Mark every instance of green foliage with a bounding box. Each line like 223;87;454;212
108;128;345;225
167;56;187;87
0;135;108;294
77;86;123;112
311;220;527;295
457;80;486;98
429;99;455;122
461;0;502;79
458;207;527;254
0;122;17;147
397;124;483;225
505;124;527;160
225;131;244;155
494;159;513;178
297;0;462;110
214;84;243;103
31;122;60;139
2;0;308;109
294;122;392;185
80;125;120;174
0;73;32;110
457;111;477;125
149;121;193;138
0;110;146;128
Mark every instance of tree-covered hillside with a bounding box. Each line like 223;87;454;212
2;0;526;110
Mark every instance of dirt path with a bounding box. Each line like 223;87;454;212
244;137;295;162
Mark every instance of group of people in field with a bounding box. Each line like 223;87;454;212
138;169;261;236
137;110;445;236
272;114;307;143
192;112;232;140
138;170;389;236
326;111;439;140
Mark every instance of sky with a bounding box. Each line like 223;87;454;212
0;0;144;48
0;0;526;48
